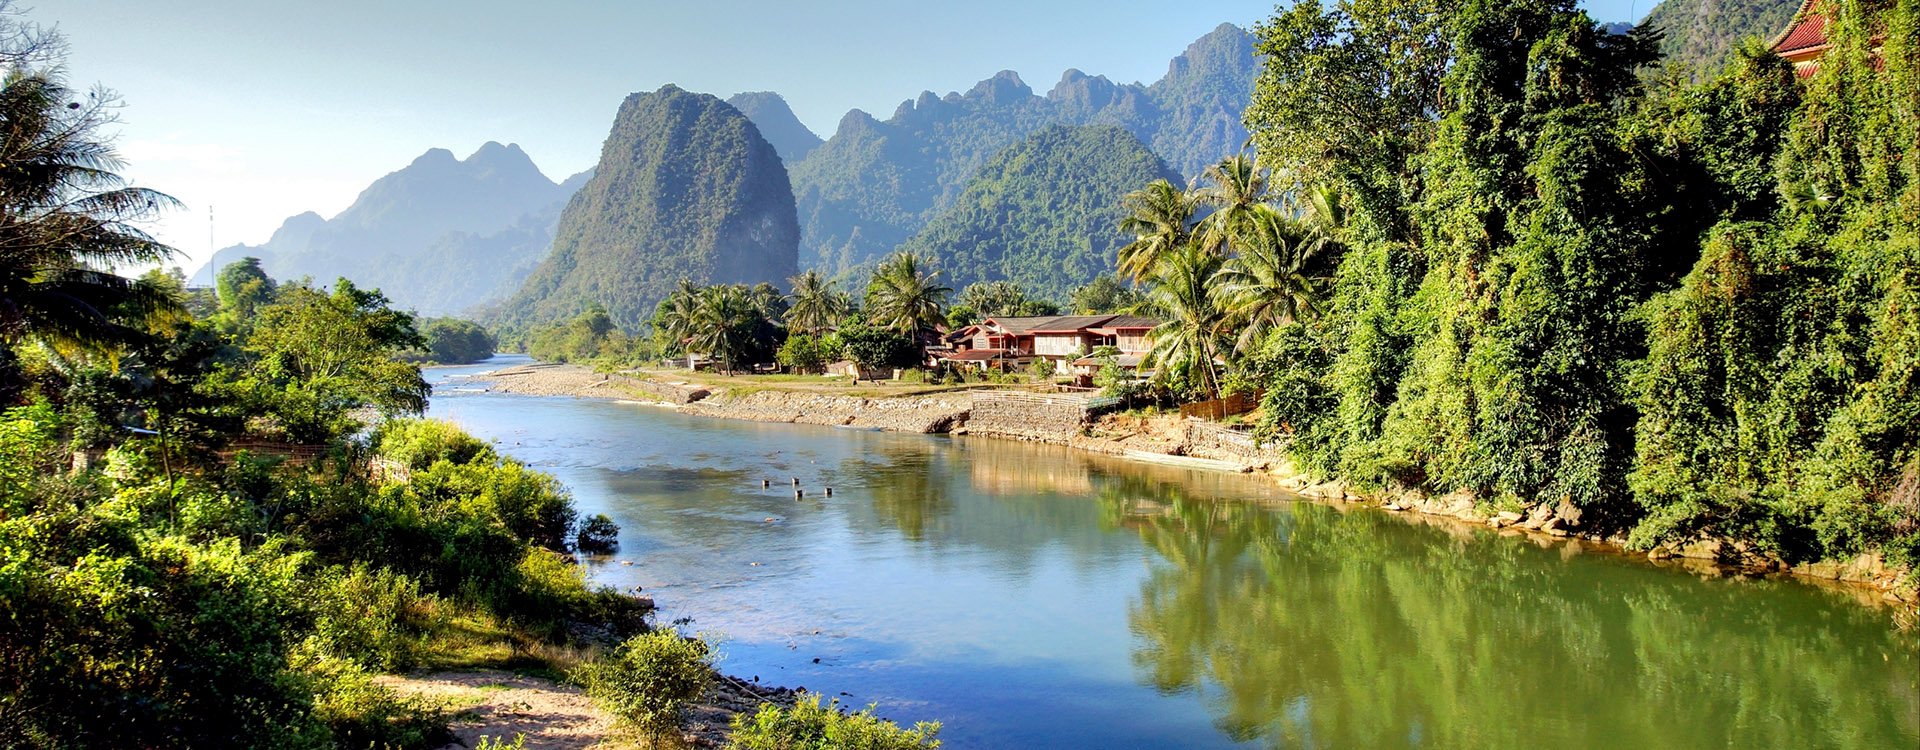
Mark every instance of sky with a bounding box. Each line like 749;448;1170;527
39;0;1652;274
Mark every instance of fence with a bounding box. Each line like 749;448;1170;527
1179;392;1258;421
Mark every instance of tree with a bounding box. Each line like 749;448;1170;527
864;251;950;339
215;257;276;321
955;281;1059;319
776;333;832;374
1116;179;1196;282
687;285;761;374
0;60;181;363
1069;274;1145;315
419;318;496;364
785;270;849;335
1193;154;1270;254
1139;246;1228;402
650;279;701;356
838;323;915;371
1214;205;1324;355
242;279;429;441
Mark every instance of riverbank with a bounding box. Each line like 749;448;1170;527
456;361;1916;610
377;666;795;749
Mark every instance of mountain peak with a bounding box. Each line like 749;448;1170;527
727;91;825;164
412;147;458;167
965;70;1033;105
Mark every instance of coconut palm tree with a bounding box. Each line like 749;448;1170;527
688;285;758;374
1140;245;1228;402
785;270;849;335
1117;179;1196;283
1214;204;1324;355
652;279;701;358
864;251;950;338
0;70;181;354
1194;154;1269;256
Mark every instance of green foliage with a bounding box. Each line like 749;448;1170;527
498;85;799;331
416;318;497;364
215;257;277;322
900;125;1180;299
375;418;497;471
575;514;621;554
312;563;445;672
777;333;835;374
789;25;1256;278
1069;274;1145;314
726;693;942;750
954;281;1060;319
1230;0;1920;564
863;251;951;338
0;57;181;360
240;279;431;442
838;324;916;370
528;305;633;364
1029;357;1057;382
1643;0;1800;75
573;631;715;736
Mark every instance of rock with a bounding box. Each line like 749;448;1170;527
1648;546;1673;560
1494;511;1524;527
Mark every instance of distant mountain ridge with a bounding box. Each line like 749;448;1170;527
191;142;585;316
784;23;1259;280
1642;0;1799;72
726;92;824;164
900;124;1180;299
493;85;799;331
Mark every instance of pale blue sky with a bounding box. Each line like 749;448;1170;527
39;0;1652;271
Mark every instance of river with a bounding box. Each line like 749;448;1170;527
428;356;1919;749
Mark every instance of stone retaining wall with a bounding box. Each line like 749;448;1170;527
615;376;709;405
966;392;1096;441
682;390;970;434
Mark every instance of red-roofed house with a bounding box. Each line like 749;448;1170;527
1771;0;1832;78
937;313;1161;372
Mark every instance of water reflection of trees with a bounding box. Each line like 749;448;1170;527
1105;484;1920;748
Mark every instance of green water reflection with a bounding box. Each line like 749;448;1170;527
1090;470;1919;748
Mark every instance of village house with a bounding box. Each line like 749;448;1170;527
938;314;1160;376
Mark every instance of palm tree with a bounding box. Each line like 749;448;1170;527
785;270;849;335
1214;205;1324;355
0;71;181;355
687;285;757;374
1193;154;1269;256
653;279;701;360
1140;245;1228;402
1117;179;1196;283
864;251;950;338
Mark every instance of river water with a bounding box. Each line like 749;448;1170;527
428;356;1919;749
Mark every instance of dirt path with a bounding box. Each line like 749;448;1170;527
377;669;796;749
378;670;622;749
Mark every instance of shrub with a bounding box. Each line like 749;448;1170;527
576;514;621;554
573;631;715;737
727;693;942;750
375;418;495;472
313;563;444;671
777;334;832;374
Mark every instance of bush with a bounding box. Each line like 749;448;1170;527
727;693;941;750
573;631;715;737
576;514;620;554
777;334;833;374
313;563;444;671
838;324;916;370
375;418;496;471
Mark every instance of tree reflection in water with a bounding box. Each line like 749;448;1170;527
1098;477;1920;749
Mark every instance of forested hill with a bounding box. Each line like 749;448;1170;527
727;91;824;164
190;143;583;316
789;23;1257;280
1642;0;1800;72
492;85;799;331
899;125;1179;299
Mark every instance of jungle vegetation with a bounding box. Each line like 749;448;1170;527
1109;0;1918;567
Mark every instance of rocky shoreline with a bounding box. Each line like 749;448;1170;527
456;362;1917;610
